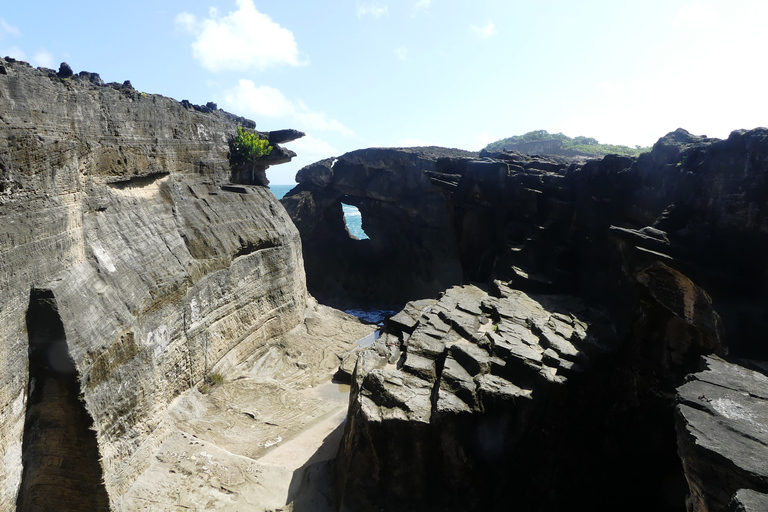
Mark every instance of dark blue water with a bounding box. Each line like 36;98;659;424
270;184;368;240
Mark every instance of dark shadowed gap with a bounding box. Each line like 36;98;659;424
16;289;110;512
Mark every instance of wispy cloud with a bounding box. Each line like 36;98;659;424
397;138;434;147
395;46;409;61
220;79;353;137
413;0;432;13
357;2;389;19
32;49;54;68
0;18;21;39
175;0;304;72
673;2;718;28
470;22;497;39
1;45;25;60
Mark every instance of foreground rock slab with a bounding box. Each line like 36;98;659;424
335;284;613;511
122;302;374;511
676;357;768;512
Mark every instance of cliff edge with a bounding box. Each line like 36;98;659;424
0;58;313;510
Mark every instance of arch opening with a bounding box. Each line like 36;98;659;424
341;201;369;240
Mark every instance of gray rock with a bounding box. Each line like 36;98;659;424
267;128;305;145
729;489;768;512
57;61;73;78
0;61;306;509
676;356;768;512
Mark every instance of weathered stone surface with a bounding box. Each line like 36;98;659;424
729;489;768;512
0;59;304;509
335;285;606;511
676;357;768;512
282;147;474;307
328;127;768;511
268;128;305;145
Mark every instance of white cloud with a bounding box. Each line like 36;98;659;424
472;133;498;151
285;133;338;161
0;18;21;39
31;49;54;68
470;22;497;39
413;0;432;13
357;2;389;19
220;79;353;137
174;12;197;32
267;133;341;184
1;46;26;60
395;46;409;61
556;41;768;148
674;2;718;29
397;138;434;147
175;0;303;72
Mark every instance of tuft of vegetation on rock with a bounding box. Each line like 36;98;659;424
484;129;651;157
199;372;225;394
232;126;272;163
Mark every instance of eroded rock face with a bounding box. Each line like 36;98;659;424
281;147;476;307
336;284;613;511
328;128;768;511
676;357;768;512
0;59;305;509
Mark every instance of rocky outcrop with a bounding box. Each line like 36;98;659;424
676;357;768;512
318;128;768;511
281;146;476;307
0;58;305;509
336;283;616;511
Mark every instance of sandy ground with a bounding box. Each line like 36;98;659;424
121;301;373;511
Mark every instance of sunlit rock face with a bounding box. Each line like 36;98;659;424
324;129;768;511
0;58;306;509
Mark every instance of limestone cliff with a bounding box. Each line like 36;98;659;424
0;59;306;510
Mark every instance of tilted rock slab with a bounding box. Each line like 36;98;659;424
335;283;609;511
676;357;768;512
0;59;305;509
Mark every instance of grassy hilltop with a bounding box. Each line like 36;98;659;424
484;130;651;158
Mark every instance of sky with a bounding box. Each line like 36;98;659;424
1;1;767;184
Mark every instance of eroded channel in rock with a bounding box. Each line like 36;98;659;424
17;289;109;512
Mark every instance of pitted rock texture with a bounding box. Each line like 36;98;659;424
0;58;304;509
676;357;768;512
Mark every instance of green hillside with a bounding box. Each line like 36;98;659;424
483;130;651;157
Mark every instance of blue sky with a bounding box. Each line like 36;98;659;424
2;1;767;183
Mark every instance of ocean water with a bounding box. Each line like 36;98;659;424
269;184;369;240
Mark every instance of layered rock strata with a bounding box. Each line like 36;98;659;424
317;129;768;511
0;58;305;509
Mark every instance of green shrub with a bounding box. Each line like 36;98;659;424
199;372;225;394
484;130;651;157
233;126;272;162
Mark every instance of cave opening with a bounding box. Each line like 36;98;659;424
16;289;110;512
341;199;369;240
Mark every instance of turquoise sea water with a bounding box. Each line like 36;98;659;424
270;184;390;323
269;184;369;240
